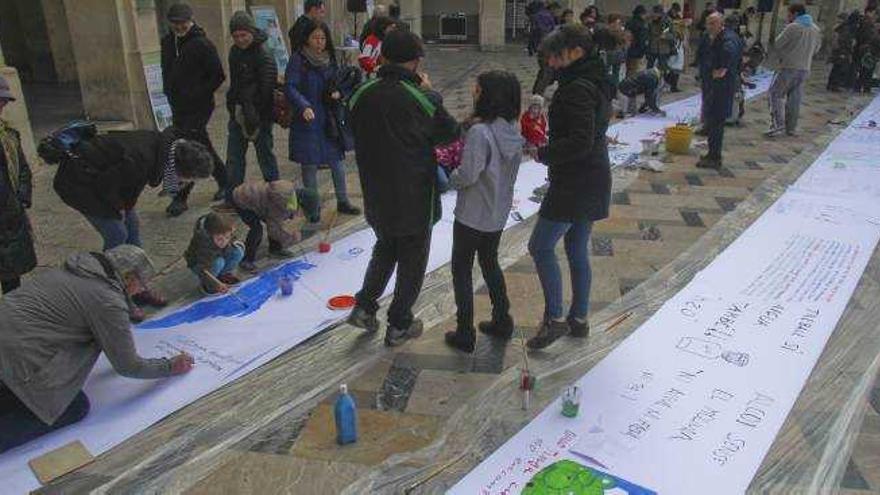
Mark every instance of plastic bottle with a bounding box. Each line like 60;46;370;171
334;384;358;445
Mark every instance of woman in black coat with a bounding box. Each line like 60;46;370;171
0;82;35;294
527;25;612;350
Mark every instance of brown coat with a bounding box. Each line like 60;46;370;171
232;180;298;248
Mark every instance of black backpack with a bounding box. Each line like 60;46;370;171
37;121;98;164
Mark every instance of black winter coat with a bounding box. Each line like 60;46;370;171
626;17;649;59
537;56;612;223
227;30;278;128
53;129;176;220
349;65;460;236
160;25;226;118
0;126;36;279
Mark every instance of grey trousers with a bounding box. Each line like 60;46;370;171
768;69;809;133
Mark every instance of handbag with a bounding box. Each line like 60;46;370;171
667;42;685;72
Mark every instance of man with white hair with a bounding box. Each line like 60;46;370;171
0;245;194;453
697;12;738;170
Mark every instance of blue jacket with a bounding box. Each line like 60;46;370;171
285;52;345;165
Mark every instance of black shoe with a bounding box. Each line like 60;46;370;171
213;188;227;201
165;197;188;217
696;155;722;170
478;315;514;339
385;319;424;347
526;319;569;350
567;316;590;338
445;328;476;353
337;202;361;215
347;306;379;333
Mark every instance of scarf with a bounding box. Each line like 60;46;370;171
302;46;331;68
162;139;183;196
0;119;21;194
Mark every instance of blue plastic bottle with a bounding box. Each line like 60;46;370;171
334;384;358;445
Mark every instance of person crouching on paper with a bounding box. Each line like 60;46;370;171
444;71;524;353
618;67;667;117
184;212;245;295
0;245;194;453
230;180;320;272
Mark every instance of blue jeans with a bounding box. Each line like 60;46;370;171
528;217;593;321
226;120;280;199
84;209;141;250
192;245;245;279
301;161;349;218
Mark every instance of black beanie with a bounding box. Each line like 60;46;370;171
229;11;257;34
167;3;194;22
381;31;425;64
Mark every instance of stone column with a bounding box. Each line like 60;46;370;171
188;0;247;80
41;0;78;83
480;0;505;51
398;0;422;36
0;42;37;162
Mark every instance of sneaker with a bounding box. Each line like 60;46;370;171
239;260;257;273
567;316;590;338
444;328;476;353
337;202;361;216
129;305;146;323
165;198;188;217
132;289;168;308
269;247;296;258
696;155;722;170
218;273;241;286
764;127;784;138
478;315;514;340
526;319;569;350
347;306;379;333
385;319;424;347
200;283;223;296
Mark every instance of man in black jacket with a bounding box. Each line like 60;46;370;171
160;3;228;214
225;12;280;199
697;13;738;170
346;31;459;347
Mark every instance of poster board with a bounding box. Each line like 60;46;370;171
143;52;173;131
251;5;291;74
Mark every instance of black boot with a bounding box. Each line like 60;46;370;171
478;314;514;339
445;327;476;353
166;181;195;217
567;316;590;338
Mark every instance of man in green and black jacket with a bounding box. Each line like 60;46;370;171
346;30;460;347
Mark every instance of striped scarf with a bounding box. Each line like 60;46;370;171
0;119;21;194
162;139;184;196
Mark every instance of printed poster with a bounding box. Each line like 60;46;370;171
252;5;290;74
143;51;173;131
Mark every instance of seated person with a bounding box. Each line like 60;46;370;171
0;245;194;453
618;67;667;117
230;180;320;271
184;212;245;294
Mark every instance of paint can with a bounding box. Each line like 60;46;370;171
279;275;293;296
561;385;581;418
318;242;332;253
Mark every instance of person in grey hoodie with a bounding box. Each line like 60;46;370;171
0;245;194;453
445;71;524;353
765;3;821;138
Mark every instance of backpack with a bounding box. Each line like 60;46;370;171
37;121;98;164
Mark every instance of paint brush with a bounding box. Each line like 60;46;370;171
318;210;339;253
202;270;248;309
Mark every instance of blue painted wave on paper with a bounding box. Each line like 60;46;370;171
139;260;315;330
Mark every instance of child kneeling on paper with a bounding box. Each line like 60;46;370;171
444;70;524;353
618;67;667;117
231;180;319;272
184;212;245;295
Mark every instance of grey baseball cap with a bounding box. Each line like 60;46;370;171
0;76;16;102
104;245;157;283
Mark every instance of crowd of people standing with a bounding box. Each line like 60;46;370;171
0;0;850;454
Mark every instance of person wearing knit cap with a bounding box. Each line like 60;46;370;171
160;2;229;215
225;11;280;204
0;245;194;453
346;30;460;347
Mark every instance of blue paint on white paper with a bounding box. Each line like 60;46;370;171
139;260;315;329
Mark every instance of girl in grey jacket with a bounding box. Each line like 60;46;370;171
445;71;524;353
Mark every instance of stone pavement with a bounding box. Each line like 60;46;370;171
21;47;880;493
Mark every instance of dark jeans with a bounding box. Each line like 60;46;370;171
706;109;726;159
828;62;851;89
0;384;90;453
355;229;432;330
84;209;141;250
172;109;228;190
1;278;20;294
226;119;279;200
451;222;509;330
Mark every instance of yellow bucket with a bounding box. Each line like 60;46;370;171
665;124;694;155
